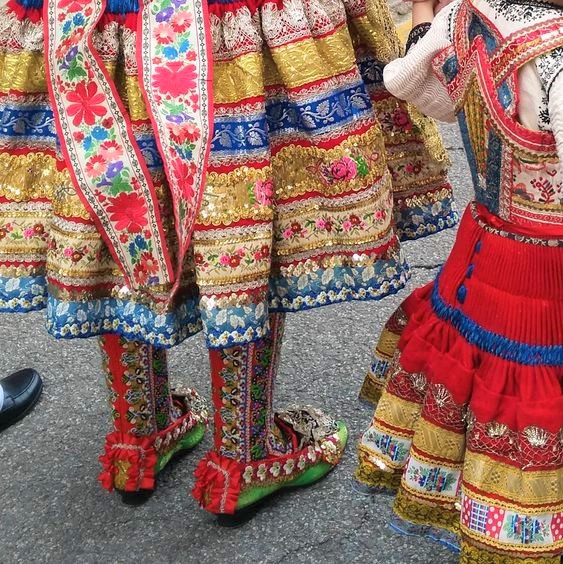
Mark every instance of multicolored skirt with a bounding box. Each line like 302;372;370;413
356;203;563;562
0;0;456;348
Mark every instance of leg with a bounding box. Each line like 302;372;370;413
98;334;208;493
192;313;348;517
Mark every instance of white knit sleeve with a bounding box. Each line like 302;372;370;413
547;71;563;164
383;1;459;123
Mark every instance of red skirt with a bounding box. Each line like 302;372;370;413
357;203;563;562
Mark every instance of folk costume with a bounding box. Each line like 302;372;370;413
356;0;563;561
0;0;456;512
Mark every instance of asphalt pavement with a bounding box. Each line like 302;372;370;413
0;124;472;564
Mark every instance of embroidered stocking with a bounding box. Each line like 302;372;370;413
97;334;184;492
209;312;289;464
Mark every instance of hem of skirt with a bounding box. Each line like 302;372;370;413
396;210;459;242
355;460;402;492
0;300;47;313
0;296;203;348
269;269;410;314
358;371;384;405
459;540;563;564
47;321;203;348
204;269;411;349
394;487;460;535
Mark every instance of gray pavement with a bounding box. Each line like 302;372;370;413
0;124;472;564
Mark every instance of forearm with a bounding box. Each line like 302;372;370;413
411;0;434;26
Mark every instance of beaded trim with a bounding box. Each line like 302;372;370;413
406;23;432;53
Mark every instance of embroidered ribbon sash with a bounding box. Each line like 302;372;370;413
44;0;212;304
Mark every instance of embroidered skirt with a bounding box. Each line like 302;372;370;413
0;0;455;347
357;203;563;561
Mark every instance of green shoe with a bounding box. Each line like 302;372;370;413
119;388;208;505
217;418;348;527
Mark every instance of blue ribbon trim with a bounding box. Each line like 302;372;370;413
431;275;563;366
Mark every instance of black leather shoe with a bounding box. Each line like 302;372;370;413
0;369;43;432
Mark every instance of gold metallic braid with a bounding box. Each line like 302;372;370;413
278;244;395;273
0;51;46;93
273;126;388;200
0;153;58;202
405;104;451;165
412;419;466;462
0;153;93;219
459;540;562;564
463;452;563;510
394;487;460;533
463;80;488;174
359;372;384;405
266;27;357;90
349;1;403;64
108;63;149;121
198;167;273;226
0;53;148;119
398;185;453;207
460;73;557;163
214;53;264;105
376;327;401;358
0;264;44;277
375;391;423;432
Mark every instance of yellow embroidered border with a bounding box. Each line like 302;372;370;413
375;390;423;433
412;419;466;463
0;51;46;93
213;52;264;105
265;26;357;90
394;487;460;533
376;326;401;359
459;540;562;563
214;26;358;104
464;452;563;510
355;455;402;491
359;371;384;405
350;2;402;64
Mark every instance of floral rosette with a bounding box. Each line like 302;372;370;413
98;432;158;492
192;452;242;514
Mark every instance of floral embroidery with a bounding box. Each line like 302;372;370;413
407;465;458;493
0;222;48;243
313;154;369;186
46;0;212;297
46;0;172;290
139;0;212;295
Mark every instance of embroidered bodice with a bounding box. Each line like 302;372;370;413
383;0;563;231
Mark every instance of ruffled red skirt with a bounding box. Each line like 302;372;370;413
357;203;563;561
401;203;562;438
